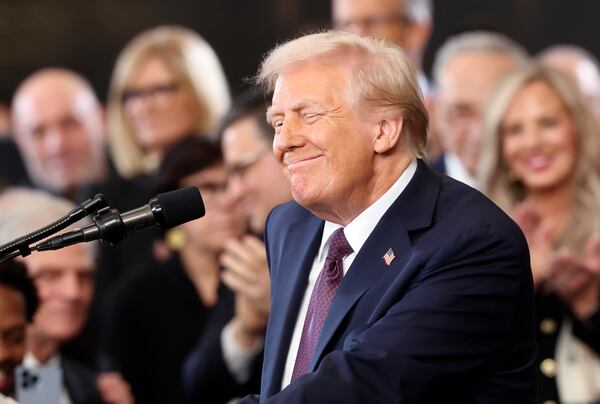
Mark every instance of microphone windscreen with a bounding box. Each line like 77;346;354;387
157;187;205;228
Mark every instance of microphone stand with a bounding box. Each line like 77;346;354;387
0;194;110;263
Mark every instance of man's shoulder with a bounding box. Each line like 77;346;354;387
268;200;314;226
426;173;526;251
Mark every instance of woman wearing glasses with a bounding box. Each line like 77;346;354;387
107;25;230;178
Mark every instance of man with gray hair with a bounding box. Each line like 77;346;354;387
0;188;133;404
431;31;529;188
537;44;600;119
11;69;107;202
332;0;432;93
240;30;536;403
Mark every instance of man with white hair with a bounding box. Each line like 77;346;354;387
11;69;107;202
332;0;432;93
239;31;536;403
0;188;133;404
537;44;600;119
431;31;529;188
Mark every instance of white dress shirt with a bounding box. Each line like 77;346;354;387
280;159;418;389
22;352;71;404
444;152;478;190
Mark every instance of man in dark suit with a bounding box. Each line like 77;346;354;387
430;31;528;188
240;30;537;403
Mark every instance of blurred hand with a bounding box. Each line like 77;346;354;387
97;372;134;404
543;234;600;319
220;235;270;347
514;201;556;288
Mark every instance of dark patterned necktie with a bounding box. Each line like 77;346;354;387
291;227;353;382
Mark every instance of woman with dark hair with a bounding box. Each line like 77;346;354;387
107;135;251;403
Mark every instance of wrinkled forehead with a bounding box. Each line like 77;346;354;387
14;83;98;129
22;243;95;276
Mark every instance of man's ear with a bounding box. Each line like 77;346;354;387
373;116;403;154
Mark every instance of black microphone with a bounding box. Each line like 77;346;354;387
36;187;205;251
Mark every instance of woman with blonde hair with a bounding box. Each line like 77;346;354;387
107;25;230;178
480;63;600;403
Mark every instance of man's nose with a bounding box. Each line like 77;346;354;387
58;275;84;301
43;128;69;153
0;339;13;363
274;117;303;152
226;175;246;202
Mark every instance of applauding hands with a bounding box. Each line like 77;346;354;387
515;201;600;319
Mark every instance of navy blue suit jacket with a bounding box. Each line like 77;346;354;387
243;160;537;403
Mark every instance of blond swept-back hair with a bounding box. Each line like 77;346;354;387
107;25;230;178
480;63;600;253
256;30;429;158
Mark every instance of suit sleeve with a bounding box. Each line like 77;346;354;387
182;290;263;404
261;223;537;403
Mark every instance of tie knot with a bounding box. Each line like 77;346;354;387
326;227;353;262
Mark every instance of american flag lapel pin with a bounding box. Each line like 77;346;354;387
383;248;395;266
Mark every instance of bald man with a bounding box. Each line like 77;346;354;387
12;68;107;201
537;44;600;119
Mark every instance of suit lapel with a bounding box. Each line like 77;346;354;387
264;212;323;396
310;160;441;370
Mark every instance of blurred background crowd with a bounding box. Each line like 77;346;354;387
0;0;599;403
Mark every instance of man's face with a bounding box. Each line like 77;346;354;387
0;286;27;397
23;244;94;343
222;116;291;234
435;51;518;175
13;82;105;192
268;59;379;221
333;0;410;47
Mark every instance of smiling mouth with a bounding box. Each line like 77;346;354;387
523;155;552;172
284;155;322;169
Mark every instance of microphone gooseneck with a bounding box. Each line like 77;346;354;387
36;187;205;251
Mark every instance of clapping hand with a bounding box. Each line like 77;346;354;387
514;201;556;288
542;235;600;319
220;235;271;347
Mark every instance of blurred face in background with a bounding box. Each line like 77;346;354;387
0;285;27;397
501;80;578;194
222;116;291;234
122;56;199;157
12;73;106;192
333;0;409;47
435;51;518;175
179;163;246;253
23;244;94;344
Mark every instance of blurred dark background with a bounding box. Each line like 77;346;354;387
1;0;599;103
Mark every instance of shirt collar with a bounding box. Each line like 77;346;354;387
23;351;61;369
318;159;418;260
445;152;478;189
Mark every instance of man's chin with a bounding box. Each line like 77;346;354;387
0;369;15;397
249;216;265;237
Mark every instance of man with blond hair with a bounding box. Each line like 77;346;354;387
240;31;537;403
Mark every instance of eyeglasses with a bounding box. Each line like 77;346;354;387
334;13;411;32
197;181;229;202
121;82;179;104
228;149;271;181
